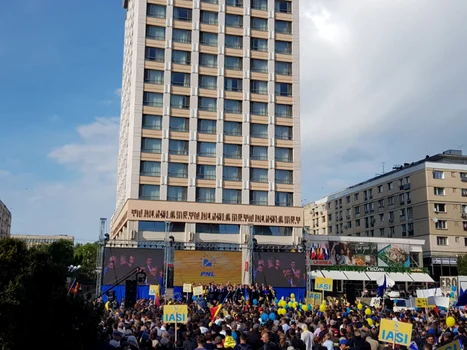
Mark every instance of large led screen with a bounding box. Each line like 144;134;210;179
253;252;306;288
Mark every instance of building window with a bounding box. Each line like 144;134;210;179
275;0;291;13
275;83;292;96
225;56;242;70
437;236;448;246
196;224;240;234
142;115;162;130
251;38;268;51
434;203;446;212
139;185;160;200
225;14;243;28
139;221;185;232
146;26;165;40
202;0;219;4
170;95;190;109
275;169;293;184
461;172;467;181
251;0;268;11
276;192;293;207
197;142;216;157
171;72;190;87
196;188;216;203
354;193;359;201
224;121;242;136
147;4;166;18
275;104;293;118
143;92;163;107
251;80;268;94
253;226;292;236
250;123;268;138
223;144;242;159
225;35;243;49
172;29;192;43
168;139;189;155
251;102;268;116
199;75;218;90
433;170;444;179
172;50;191;65
462;189;467;197
275;61;292;76
200;10;218;25
196;164;216;180
434;187;445;196
388;196;395;205
169;117;189;132
200;32;218;46
200;53;217;68
198;119;217;134
462;205;467;216
276;147;293;162
223;189;241;204
140;161;161;177
173;7;192;21
198;97;217;111
250;190;268;205
141;138;161;153
224;78;242;92
224;100;242;114
250;168;269;183
435;220;447;230
224;166;242;181
168;162;188;178
275;125;292;140
387;182;393;190
250;146;268;160
275;20;292;34
465;237;467;246
167;186;187;201
145;47;165;62
226;0;243;7
275;41;292;54
408;223;414;236
251;59;268;73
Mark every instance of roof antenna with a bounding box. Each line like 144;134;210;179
382;162;385;174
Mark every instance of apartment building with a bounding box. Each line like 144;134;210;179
0;199;11;238
12;234;74;248
304;150;467;279
110;0;302;252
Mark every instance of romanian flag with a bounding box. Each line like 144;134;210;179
70;279;80;294
210;304;222;323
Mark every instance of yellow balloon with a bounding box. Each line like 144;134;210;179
292;302;298;308
365;308;371;316
302;304;309;312
319;304;326;312
446;316;456;328
357;303;363;310
367;318;374;325
290;293;295;299
288;301;293;307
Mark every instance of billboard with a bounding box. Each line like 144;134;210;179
253;252;306;288
103;248;164;286
173;251;242;285
377;244;410;268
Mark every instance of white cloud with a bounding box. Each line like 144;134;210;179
114;88;122;97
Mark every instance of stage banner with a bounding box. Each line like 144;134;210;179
252;252;306;288
174;251;242;285
309;241;378;266
103;248;164;286
377;244;410;268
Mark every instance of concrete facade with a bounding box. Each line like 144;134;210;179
0;200;11;238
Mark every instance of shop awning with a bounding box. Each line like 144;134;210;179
321;270;348;280
365;271;385;281
343;271;370;281
410;273;435;283
309;270;325;278
387;273;414;282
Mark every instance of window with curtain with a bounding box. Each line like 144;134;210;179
201;11;218;25
199;53;218;68
251;102;268;116
168;186;187;201
251;0;268;10
200;32;218;46
198;142;216;157
275;41;292;54
250;168;268;183
223;166;241;181
174;7;192;21
146;26;165;40
251;17;268;31
275;0;291;13
143;92;163;107
142;115;162;130
275;20;292;34
223;144;242;159
225;56;242;70
251;59;268;73
250;146;268;160
275;169;293;184
168;140;189;155
226;0;243;7
275;125;292;140
139;185;160;200
224;100;242;113
275;147;293;162
199;75;217;90
172;29;192;43
172;50;191;65
196;224;240;234
275;104;292;117
141;138;161;153
275;82;292;96
170;95;190;109
147;4;166;18
198;119;217;134
224;121;242;136
145;47;165;62
198;97;217;111
196;188;216;203
140;161;161;177
253;225;292;236
251;38;268;51
169;117;189;132
225;78;242;92
197;164;216;179
225;35;243;49
144;69;164;84
225;14;243;28
251;80;268;94
250;123;268;138
275;192;293;206
171;72;191;87
168;162;188;178
275;61;292;76
250;190;268;205
223;189;241;204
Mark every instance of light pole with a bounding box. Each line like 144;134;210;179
164;221;171;296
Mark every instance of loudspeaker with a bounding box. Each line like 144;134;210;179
167;266;174;288
125;280;137;306
345;283;356;305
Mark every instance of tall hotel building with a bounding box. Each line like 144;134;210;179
110;0;303;248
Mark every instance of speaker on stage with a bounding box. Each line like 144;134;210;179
125;280;137;307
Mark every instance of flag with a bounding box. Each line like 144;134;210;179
70;279;80;294
155;286;161;307
210;304;222;323
377;275;387;298
324;246;329;260
244;287;250;302
311;245;316;259
409;341;419;350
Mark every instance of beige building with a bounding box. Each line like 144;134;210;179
12;234;74;248
305;150;467;279
111;0;302;275
0;199;11;238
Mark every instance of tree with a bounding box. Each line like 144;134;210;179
458;254;467;275
0;238;102;350
74;242;99;282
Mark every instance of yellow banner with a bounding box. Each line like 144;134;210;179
306;292;322;305
415;298;427;308
183;283;192;293
193;286;204;296
314;277;333;292
378;319;413;347
174;251;242;285
437;340;462;350
149;284;160;296
163;305;188;324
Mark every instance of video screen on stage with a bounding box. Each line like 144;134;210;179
103;248;164;286
253;252;306;288
174;251;242;285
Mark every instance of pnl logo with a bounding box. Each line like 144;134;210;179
200;255;216;277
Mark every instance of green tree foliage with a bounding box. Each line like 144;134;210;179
458;254;467;276
74;242;99;281
0;238;102;350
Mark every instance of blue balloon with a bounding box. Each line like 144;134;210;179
452;286;457;292
253;299;258;305
192;295;197;301
450;292;455;298
261;313;268;321
274;298;279;303
307;304;312;310
269;312;276;320
346;307;351;313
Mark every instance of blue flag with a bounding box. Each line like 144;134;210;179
377;275;387;298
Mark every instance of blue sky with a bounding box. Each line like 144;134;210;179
1;1;466;242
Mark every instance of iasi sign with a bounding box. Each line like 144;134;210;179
378;319;413;347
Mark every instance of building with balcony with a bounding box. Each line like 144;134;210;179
304;150;467;280
11;234;74;248
0;199;11;238
110;0;302;279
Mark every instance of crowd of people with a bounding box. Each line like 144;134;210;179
97;283;467;350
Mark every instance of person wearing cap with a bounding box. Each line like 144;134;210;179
339;339;350;350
